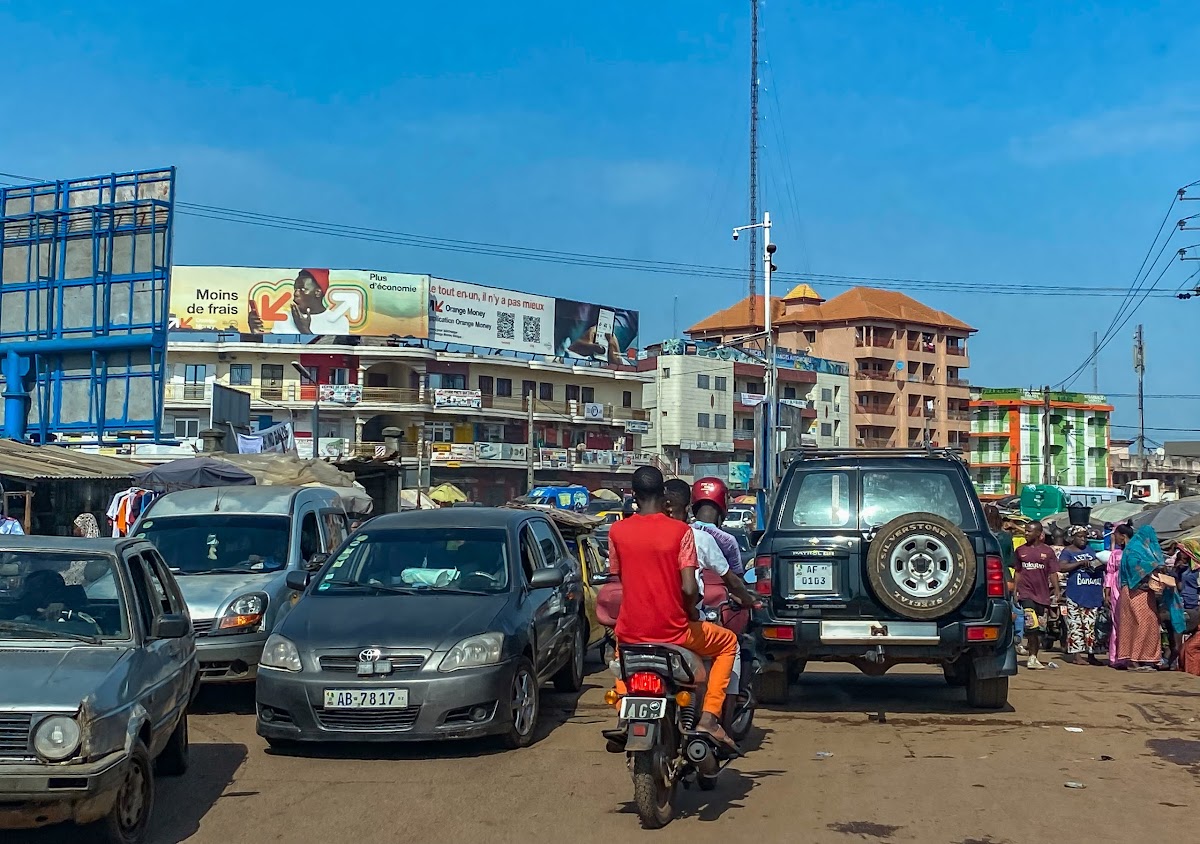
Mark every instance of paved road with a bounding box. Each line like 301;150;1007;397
13;661;1200;844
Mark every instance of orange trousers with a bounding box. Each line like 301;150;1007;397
617;621;738;717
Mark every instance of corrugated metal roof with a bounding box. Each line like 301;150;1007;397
0;440;137;481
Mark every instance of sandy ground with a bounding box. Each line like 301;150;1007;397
11;659;1200;844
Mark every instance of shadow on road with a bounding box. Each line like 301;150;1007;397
191;683;257;716
761;668;1016;717
8;742;246;844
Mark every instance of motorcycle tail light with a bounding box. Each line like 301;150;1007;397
753;554;772;596
628;672;666;695
985;554;1005;598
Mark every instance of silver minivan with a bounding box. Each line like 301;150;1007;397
132;486;350;683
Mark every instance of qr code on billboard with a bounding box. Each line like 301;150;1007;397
497;312;515;340
523;315;541;345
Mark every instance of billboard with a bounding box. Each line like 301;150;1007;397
169;267;429;339
433;388;482;410
553;298;639;365
0;168;175;443
429;278;554;355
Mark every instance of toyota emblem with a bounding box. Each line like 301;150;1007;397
359;648;383;662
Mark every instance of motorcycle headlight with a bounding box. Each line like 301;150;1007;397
34;716;81;762
439;633;504;672
260;634;302;672
218;592;268;632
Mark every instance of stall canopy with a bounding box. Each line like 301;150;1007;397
131;457;255;490
429;483;468;504
217;453;373;514
0;441;137;481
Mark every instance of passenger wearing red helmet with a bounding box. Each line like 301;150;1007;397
691;477;745;576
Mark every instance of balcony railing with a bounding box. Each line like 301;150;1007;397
946;346;967;357
857;437;895;448
907;406;931;417
855;337;895;349
946;378;970;388
362;386;425;405
907;339;937;353
858;404;895;416
854;371;894;382
947;410;971;421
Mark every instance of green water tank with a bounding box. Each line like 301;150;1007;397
1020;484;1066;521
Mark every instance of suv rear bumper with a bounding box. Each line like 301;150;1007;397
755;599;1017;677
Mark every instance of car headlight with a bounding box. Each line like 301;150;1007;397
439;632;504;672
34;716;81;762
260;634;302;672
218;592;268;632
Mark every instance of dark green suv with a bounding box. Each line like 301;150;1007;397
751;450;1016;709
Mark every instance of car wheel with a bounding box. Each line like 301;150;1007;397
500;657;540;749
755;667;789;706
90;741;154;844
966;665;1009;709
865;512;975;621
553;622;586;692
155;713;189;776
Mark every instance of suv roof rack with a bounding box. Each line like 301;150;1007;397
781;445;969;466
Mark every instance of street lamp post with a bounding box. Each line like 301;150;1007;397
733;211;776;492
291;361;320;456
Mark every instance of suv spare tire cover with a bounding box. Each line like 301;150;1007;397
865;512;975;621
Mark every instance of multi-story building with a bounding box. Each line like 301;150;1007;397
162;339;653;506
688;284;974;451
968;387;1113;499
638;338;850;485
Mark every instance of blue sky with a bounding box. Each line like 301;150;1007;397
2;1;1198;438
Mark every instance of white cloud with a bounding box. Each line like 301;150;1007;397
1010;101;1200;165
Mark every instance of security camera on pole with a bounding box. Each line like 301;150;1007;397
733;211;777;494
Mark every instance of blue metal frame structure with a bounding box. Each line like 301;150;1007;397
0;168;175;443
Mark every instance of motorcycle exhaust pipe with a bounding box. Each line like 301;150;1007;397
685;738;719;776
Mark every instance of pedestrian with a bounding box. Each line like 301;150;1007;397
73;513;100;538
1174;537;1200;676
1116;525;1167;672
1014;521;1061;670
1059;525;1105;665
1104;524;1132;667
986;505;1023;652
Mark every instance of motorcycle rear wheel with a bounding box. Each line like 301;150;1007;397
632;748;676;829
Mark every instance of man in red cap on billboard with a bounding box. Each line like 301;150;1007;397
249;268;351;336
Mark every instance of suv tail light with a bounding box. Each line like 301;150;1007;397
753;554;772;596
985;554;1006;598
628;672;666;695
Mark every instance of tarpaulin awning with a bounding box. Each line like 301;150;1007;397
131;457;256;490
429;483;468;504
0;441;138;481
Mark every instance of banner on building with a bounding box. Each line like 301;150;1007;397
170;267;429;340
553;298;639;365
431;443;477;462
624;419;650;434
433;388;483;410
429;279;555;355
293;435;347;460
582;402;605;421
476;442;531;461
319;384;362;405
236;420;294;454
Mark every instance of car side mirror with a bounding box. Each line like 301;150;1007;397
305;552;329;572
529;569;564;589
153;614;190;640
286;570;311;591
750;529;765;545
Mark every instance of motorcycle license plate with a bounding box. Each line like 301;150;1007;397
620;696;667;720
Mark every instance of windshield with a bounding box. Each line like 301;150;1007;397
860;471;970;527
135;515;290;574
316;528;510;595
0;551;129;640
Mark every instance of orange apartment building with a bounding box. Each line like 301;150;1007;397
688;284;975;451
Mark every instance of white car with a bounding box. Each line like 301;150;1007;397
723;507;756;529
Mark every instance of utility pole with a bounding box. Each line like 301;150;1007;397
1042;386;1053;484
763;211;776;490
1134;324;1145;479
526;390;536;492
747;0;760;323
1092;331;1099;393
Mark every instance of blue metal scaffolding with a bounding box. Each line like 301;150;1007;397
0;168;176;443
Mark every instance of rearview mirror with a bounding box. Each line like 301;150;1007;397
153;614;191;640
529;569;564;589
750;529;765;545
285;570;311;591
305;553;329;572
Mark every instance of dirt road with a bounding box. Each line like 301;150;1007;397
13;662;1200;843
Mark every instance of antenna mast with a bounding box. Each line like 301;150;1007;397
747;0;760;323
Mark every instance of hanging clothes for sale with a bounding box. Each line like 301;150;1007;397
105;488;157;537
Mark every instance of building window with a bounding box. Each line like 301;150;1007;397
622;390;633;408
804;330;816;344
582;386;595;403
496;378;513;397
697;374;710;389
329;368;350;385
566;384;581;402
662;367;671;378
714;414;727;429
697;413;710;428
522;379;536;399
425;422;454;443
261;364;284;400
478;422;504;443
783;386;797;399
478;375;494;395
714;376;727;391
173;418;199;439
539;382;554;401
821;388;833;403
430;373;466;390
820;422;833;437
745;381;763;394
741;417;754;432
228;364;252;386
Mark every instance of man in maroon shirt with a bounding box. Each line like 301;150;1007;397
609;466;740;748
1014;521;1062;669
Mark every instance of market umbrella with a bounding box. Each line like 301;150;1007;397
1042;500;1148;530
1129;497;1200;540
131;456;255;491
591;488;621;501
429;483;468;504
733;494;757;505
